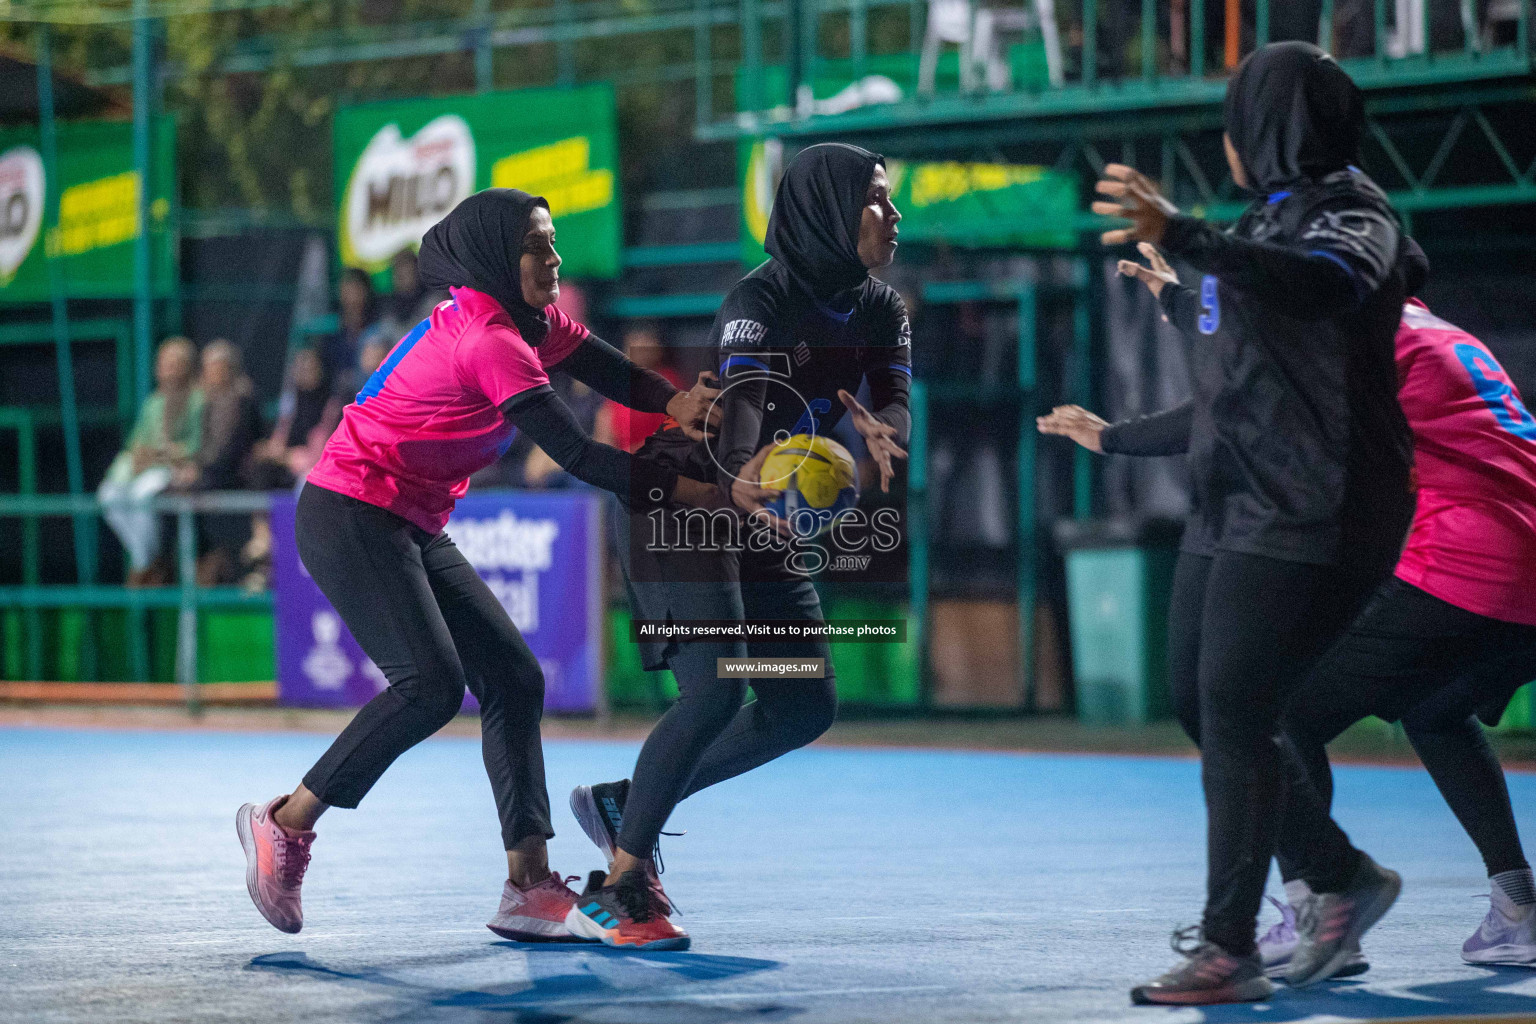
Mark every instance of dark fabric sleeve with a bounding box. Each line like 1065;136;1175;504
1158;283;1202;337
858;288;913;445
548;333;680;414
501;386;677;508
1100;400;1195;457
714;376;768;492
712;276;781;490
1160;200;1398;319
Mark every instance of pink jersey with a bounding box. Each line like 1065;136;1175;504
1394;298;1536;625
307;286;587;533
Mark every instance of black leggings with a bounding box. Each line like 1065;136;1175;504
296;484;552;848
1279;578;1536;882
1166;549;1378;956
615;505;837;860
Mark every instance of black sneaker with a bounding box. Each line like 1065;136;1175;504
1131;928;1275;1006
570;779;629;866
564;868;690;950
1287;854;1401;988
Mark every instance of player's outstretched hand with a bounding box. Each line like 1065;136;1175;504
1117;242;1180;300
731;442;789;536
667;371;723;442
1036;404;1109;454
837;389;908;493
1094;164;1179;246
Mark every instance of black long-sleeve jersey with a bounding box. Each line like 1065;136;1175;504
1154;168;1414;566
637;259;912;493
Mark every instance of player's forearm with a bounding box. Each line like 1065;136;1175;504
714;375;767;491
866;368;913;446
550;335;679;414
502;386;677;506
1160;215;1360;318
1100;400;1195;456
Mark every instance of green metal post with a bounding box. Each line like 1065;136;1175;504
1321;0;1336;52
176;506;201;715
0;410;43;680
1375;0;1388;62
1142;0;1157;80
132;3;155;406
851;0;868;79
1519;0;1529;59
1191;0;1206;76
802;0;819;104
1016;284;1037;710
474;0;494;91
1422;0;1432;58
38;27;98;604
908;378;930;706
742;0;764;113
1256;0;1269;46
1084;0;1098;85
1072;268;1094;519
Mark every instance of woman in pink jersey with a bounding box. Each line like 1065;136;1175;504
1041;242;1536;979
236;188;722;941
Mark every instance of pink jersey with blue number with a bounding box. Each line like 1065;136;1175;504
307;286;587;533
1394;298;1536;625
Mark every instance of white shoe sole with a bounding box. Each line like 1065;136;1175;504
1463;945;1536;966
487;914;591;943
570;785;617;866
563;904;691;951
1130;976;1274;1005
236;803;301;935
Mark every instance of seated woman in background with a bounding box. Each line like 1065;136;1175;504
250;347;342;489
97;336;203;586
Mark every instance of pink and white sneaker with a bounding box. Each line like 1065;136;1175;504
236;795;315;934
487;872;592;942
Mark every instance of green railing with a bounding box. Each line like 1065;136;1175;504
714;0;1532;137
0;491;275;713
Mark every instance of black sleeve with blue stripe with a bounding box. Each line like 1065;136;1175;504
1160;199;1399;321
711;277;780;492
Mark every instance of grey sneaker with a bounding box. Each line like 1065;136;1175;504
1287;854;1401;987
1462;888;1536;966
1131;928;1275;1006
570;779;629;867
1260;895;1369;979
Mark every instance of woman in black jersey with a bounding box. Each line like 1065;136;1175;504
1089;43;1414;1005
563;144;911;950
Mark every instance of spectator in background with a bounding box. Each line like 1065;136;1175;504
368;249;449;347
173;339;264;583
593;324;687;453
336;336;392;406
328;267;380;375
250;347;342;489
98;336;203;586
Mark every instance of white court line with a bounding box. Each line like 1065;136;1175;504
506;983;953;1007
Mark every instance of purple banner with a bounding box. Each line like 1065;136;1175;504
273;489;604;713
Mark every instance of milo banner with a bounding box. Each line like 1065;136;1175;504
335;86;621;281
740;138;1078;263
272;489;605;714
0;118;176;303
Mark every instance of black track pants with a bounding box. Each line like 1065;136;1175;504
1280;578;1536;883
614;504;837;860
296;484;553;848
1166;550;1371;956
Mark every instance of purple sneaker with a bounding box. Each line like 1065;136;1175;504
236;795;315;934
1463;889;1536;966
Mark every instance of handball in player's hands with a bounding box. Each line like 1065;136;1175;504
837;389;908;493
1118;242;1180;301
731;442;790;535
667;371;723;442
1094;164;1179;246
1036;405;1110;454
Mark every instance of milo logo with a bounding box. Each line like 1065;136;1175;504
0;146;44;286
340;115;475;272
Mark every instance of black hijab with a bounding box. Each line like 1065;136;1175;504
1224;41;1364;193
418;188;551;345
765;143;884;302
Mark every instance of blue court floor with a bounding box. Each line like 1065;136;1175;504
2;726;1534;1024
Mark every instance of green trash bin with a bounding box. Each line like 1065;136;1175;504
1056;518;1182;725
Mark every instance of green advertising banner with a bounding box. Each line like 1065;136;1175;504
334;85;621;282
0;118;176;304
740;138;1078;264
